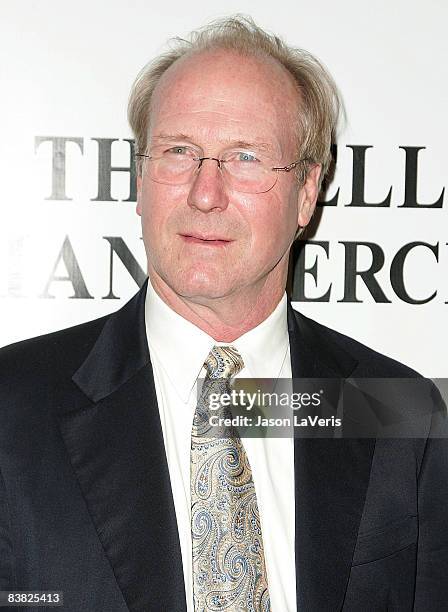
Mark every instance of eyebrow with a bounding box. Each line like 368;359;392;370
152;132;193;143
151;132;275;154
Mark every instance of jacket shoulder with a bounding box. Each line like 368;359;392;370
0;314;110;389
292;307;421;378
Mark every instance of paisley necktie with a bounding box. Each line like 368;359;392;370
191;345;271;611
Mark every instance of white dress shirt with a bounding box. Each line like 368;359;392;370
145;279;296;611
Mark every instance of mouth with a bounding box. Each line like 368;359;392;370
179;233;233;246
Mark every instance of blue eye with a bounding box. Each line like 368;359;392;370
237;152;258;162
167;146;188;155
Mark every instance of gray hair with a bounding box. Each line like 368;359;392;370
128;15;341;189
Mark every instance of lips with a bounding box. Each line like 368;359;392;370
180;233;232;245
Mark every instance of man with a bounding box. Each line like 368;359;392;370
0;16;447;612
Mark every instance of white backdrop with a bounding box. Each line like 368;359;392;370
1;0;446;376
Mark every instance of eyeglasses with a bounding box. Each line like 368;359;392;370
135;145;310;194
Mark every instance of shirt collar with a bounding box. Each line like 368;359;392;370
229;296;289;380
145;279;289;402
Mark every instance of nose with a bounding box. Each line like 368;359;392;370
187;158;230;212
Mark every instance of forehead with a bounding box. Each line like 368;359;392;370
149;49;299;156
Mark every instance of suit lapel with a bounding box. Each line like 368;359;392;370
57;280;187;612
288;304;376;611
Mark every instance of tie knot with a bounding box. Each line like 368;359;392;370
204;346;244;379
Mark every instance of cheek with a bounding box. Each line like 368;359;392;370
242;192;297;256
140;183;186;233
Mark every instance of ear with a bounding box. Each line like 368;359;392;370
297;163;321;228
136;174;143;216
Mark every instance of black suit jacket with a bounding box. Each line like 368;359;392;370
0;280;447;611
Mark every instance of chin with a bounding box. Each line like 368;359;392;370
167;267;233;300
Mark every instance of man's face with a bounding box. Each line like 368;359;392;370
137;49;319;302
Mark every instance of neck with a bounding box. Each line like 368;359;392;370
148;268;287;343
